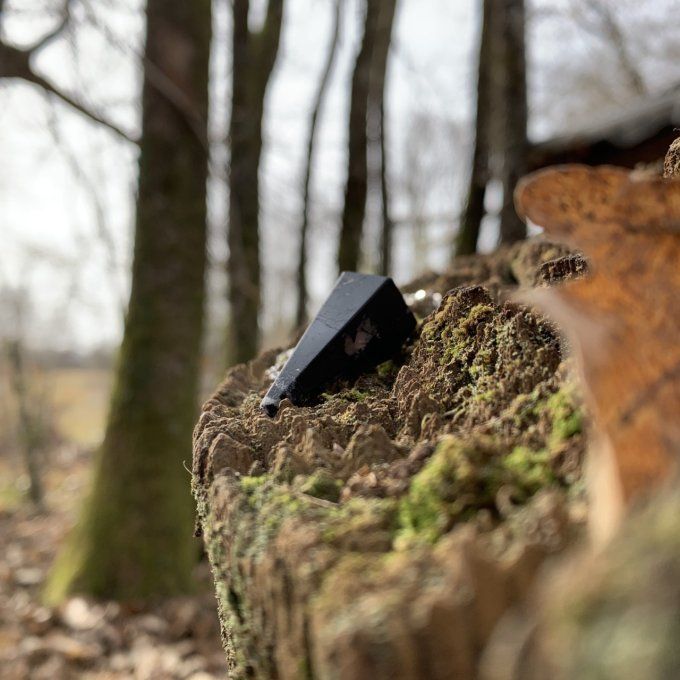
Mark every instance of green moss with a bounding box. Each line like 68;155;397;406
300;470;342;503
545;388;583;443
396;436;557;546
240;474;268;495
376;359;397;379
504;446;554;491
321;497;399;548
321;387;369;403
342;388;369;402
438;303;494;366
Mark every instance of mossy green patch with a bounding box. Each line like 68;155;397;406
438;303;494;367
300;470;342;503
376;359;398;380
544;388;583;444
396;436;557;546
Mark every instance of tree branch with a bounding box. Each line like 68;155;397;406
0;42;137;144
254;0;284;97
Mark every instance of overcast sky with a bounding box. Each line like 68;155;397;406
1;0;678;352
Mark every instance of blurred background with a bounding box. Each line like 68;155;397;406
1;0;680;677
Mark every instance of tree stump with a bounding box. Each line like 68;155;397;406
193;242;588;680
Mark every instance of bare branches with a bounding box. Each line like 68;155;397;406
77;0;207;150
0;0;137;143
556;0;647;98
584;1;647;96
30;68;136;142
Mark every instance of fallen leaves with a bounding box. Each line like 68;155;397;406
515;165;680;539
0;446;226;679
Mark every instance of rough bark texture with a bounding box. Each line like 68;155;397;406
498;0;528;245
228;0;284;365
193;240;588;679
296;0;342;328
46;0;212;602
455;0;494;257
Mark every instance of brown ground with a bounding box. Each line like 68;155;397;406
0;444;227;679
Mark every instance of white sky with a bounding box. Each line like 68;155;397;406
1;0;678;352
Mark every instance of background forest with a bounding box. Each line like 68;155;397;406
2;0;680;678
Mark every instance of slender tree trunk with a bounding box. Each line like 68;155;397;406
498;0;528;245
296;0;342;328
338;0;398;274
46;0;212;602
455;0;494;257
338;1;380;273
368;0;398;277
378;98;394;276
5;340;44;508
228;0;284;364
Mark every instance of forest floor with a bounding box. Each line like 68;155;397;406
0;441;227;679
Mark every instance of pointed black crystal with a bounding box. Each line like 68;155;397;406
261;272;416;417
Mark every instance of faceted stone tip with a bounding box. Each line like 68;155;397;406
260;395;281;418
260;272;415;419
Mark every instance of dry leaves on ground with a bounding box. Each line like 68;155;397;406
0;445;226;680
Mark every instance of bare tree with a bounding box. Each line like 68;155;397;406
569;0;647;97
5;339;44;508
378;97;394;276
455;0;527;253
228;0;284;364
296;0;342;328
0;0;134;142
338;1;378;273
369;0;398;276
455;0;494;257
498;0;528;245
338;0;398;274
46;0;212;601
1;286;46;508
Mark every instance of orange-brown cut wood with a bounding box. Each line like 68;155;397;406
515;165;680;537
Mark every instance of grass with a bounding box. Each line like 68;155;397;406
40;368;112;448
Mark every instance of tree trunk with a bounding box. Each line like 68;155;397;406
338;1;380;273
455;0;494;257
46;0;212;602
296;0;342;328
378;98;394;276
498;0;528;245
228;0;284;365
5;340;44;508
368;0;398;277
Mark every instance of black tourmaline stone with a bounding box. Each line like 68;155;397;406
261;272;416;417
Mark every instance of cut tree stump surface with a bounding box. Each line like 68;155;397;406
192;240;588;680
